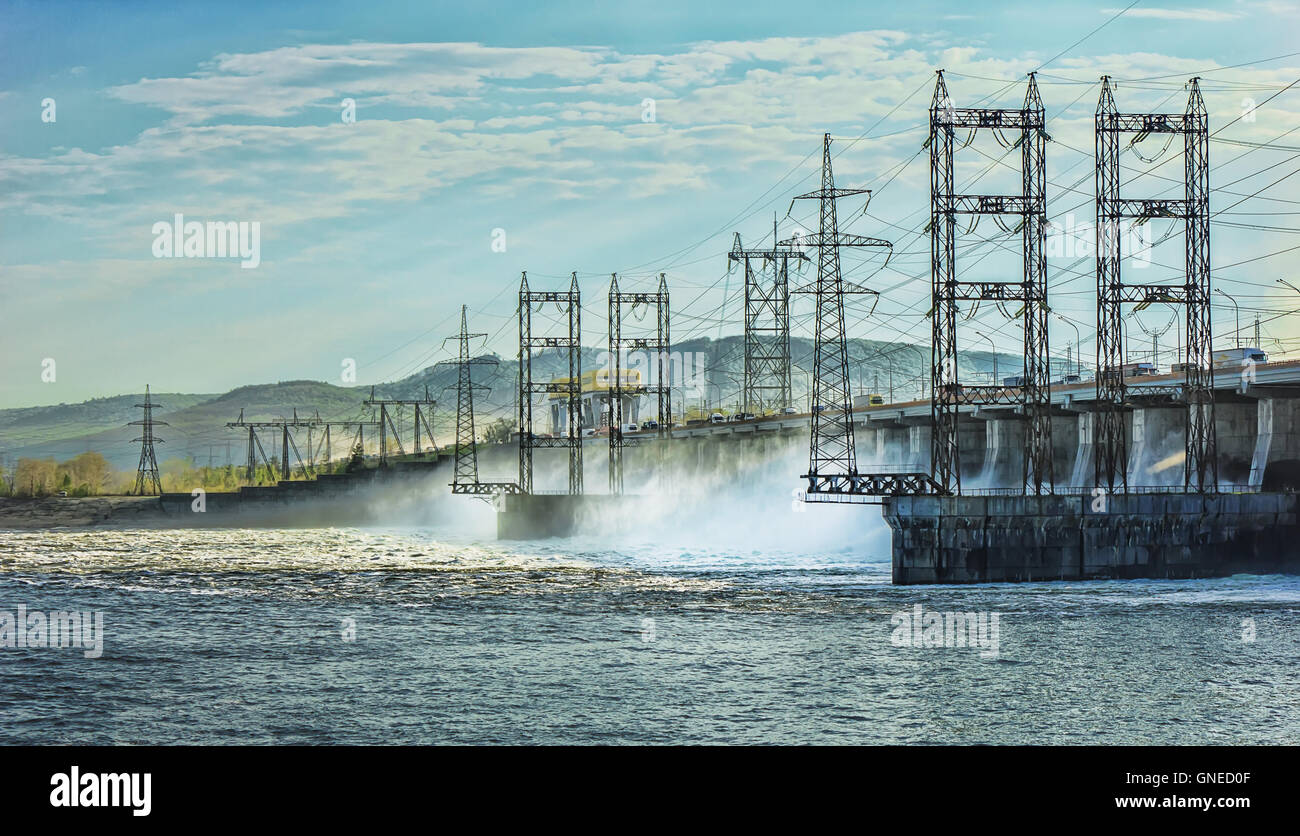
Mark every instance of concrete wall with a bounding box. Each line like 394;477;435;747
1067;413;1095;488
885;492;1300;584
956;418;987;479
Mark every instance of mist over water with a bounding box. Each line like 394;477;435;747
576;434;889;570
457;432;892;571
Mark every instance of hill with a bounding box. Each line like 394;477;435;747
0;337;1038;473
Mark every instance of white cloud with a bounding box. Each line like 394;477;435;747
4;30;1299;366
1100;7;1242;21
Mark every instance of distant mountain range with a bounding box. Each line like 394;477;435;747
0;335;1043;471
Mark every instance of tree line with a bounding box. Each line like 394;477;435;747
0;445;373;497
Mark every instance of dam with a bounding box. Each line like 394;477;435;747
127;356;1300;584
484;358;1300;584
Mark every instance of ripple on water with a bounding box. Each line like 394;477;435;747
3;526;1300;745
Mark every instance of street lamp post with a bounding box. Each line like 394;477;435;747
900;344;926;400
1215;288;1241;349
974;330;997;383
791;366;812;412
1054;314;1081;378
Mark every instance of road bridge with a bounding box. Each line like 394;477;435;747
626;358;1300;492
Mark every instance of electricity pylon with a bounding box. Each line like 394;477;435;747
787;133;892;496
518;271;582;495
129;385;166;495
438;305;519;495
730;216;808;414
1095;75;1215;492
929;71;1053;496
607;273;670;495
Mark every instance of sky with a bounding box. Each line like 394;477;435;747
3;0;1300;407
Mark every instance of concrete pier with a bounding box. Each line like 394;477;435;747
496;492;641;539
885;491;1300;584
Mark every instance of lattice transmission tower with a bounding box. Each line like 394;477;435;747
1095;76;1215;493
130;385;166;495
438;305;518;495
607;273;669;495
363;387;438;464
518;271;583;495
1132;309;1178;367
731;216;808;414
225;408;323;483
929;71;1053;495
793;133;892;496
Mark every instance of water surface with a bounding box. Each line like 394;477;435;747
2;524;1297;744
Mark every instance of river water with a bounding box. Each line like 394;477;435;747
2;483;1298;745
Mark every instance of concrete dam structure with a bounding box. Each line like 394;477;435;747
153;458;452;527
851;362;1300;583
486;359;1300;584
885;491;1299;584
134;359;1300;584
848;365;1300;493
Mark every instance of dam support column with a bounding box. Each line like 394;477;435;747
1249;399;1272;488
864;425;880;465
1213;400;1259;486
1068;413;1096;489
1127;407;1184;486
955;417;987;482
1050;414;1080;488
884;426;909;467
974;416;1024;488
1251;397;1300;490
907;424;931;473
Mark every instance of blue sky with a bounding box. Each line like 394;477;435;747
3;0;1300;406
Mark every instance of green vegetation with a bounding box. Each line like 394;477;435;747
0;380;375;471
481;417;514;444
3;451;115;497
345;441;366;473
